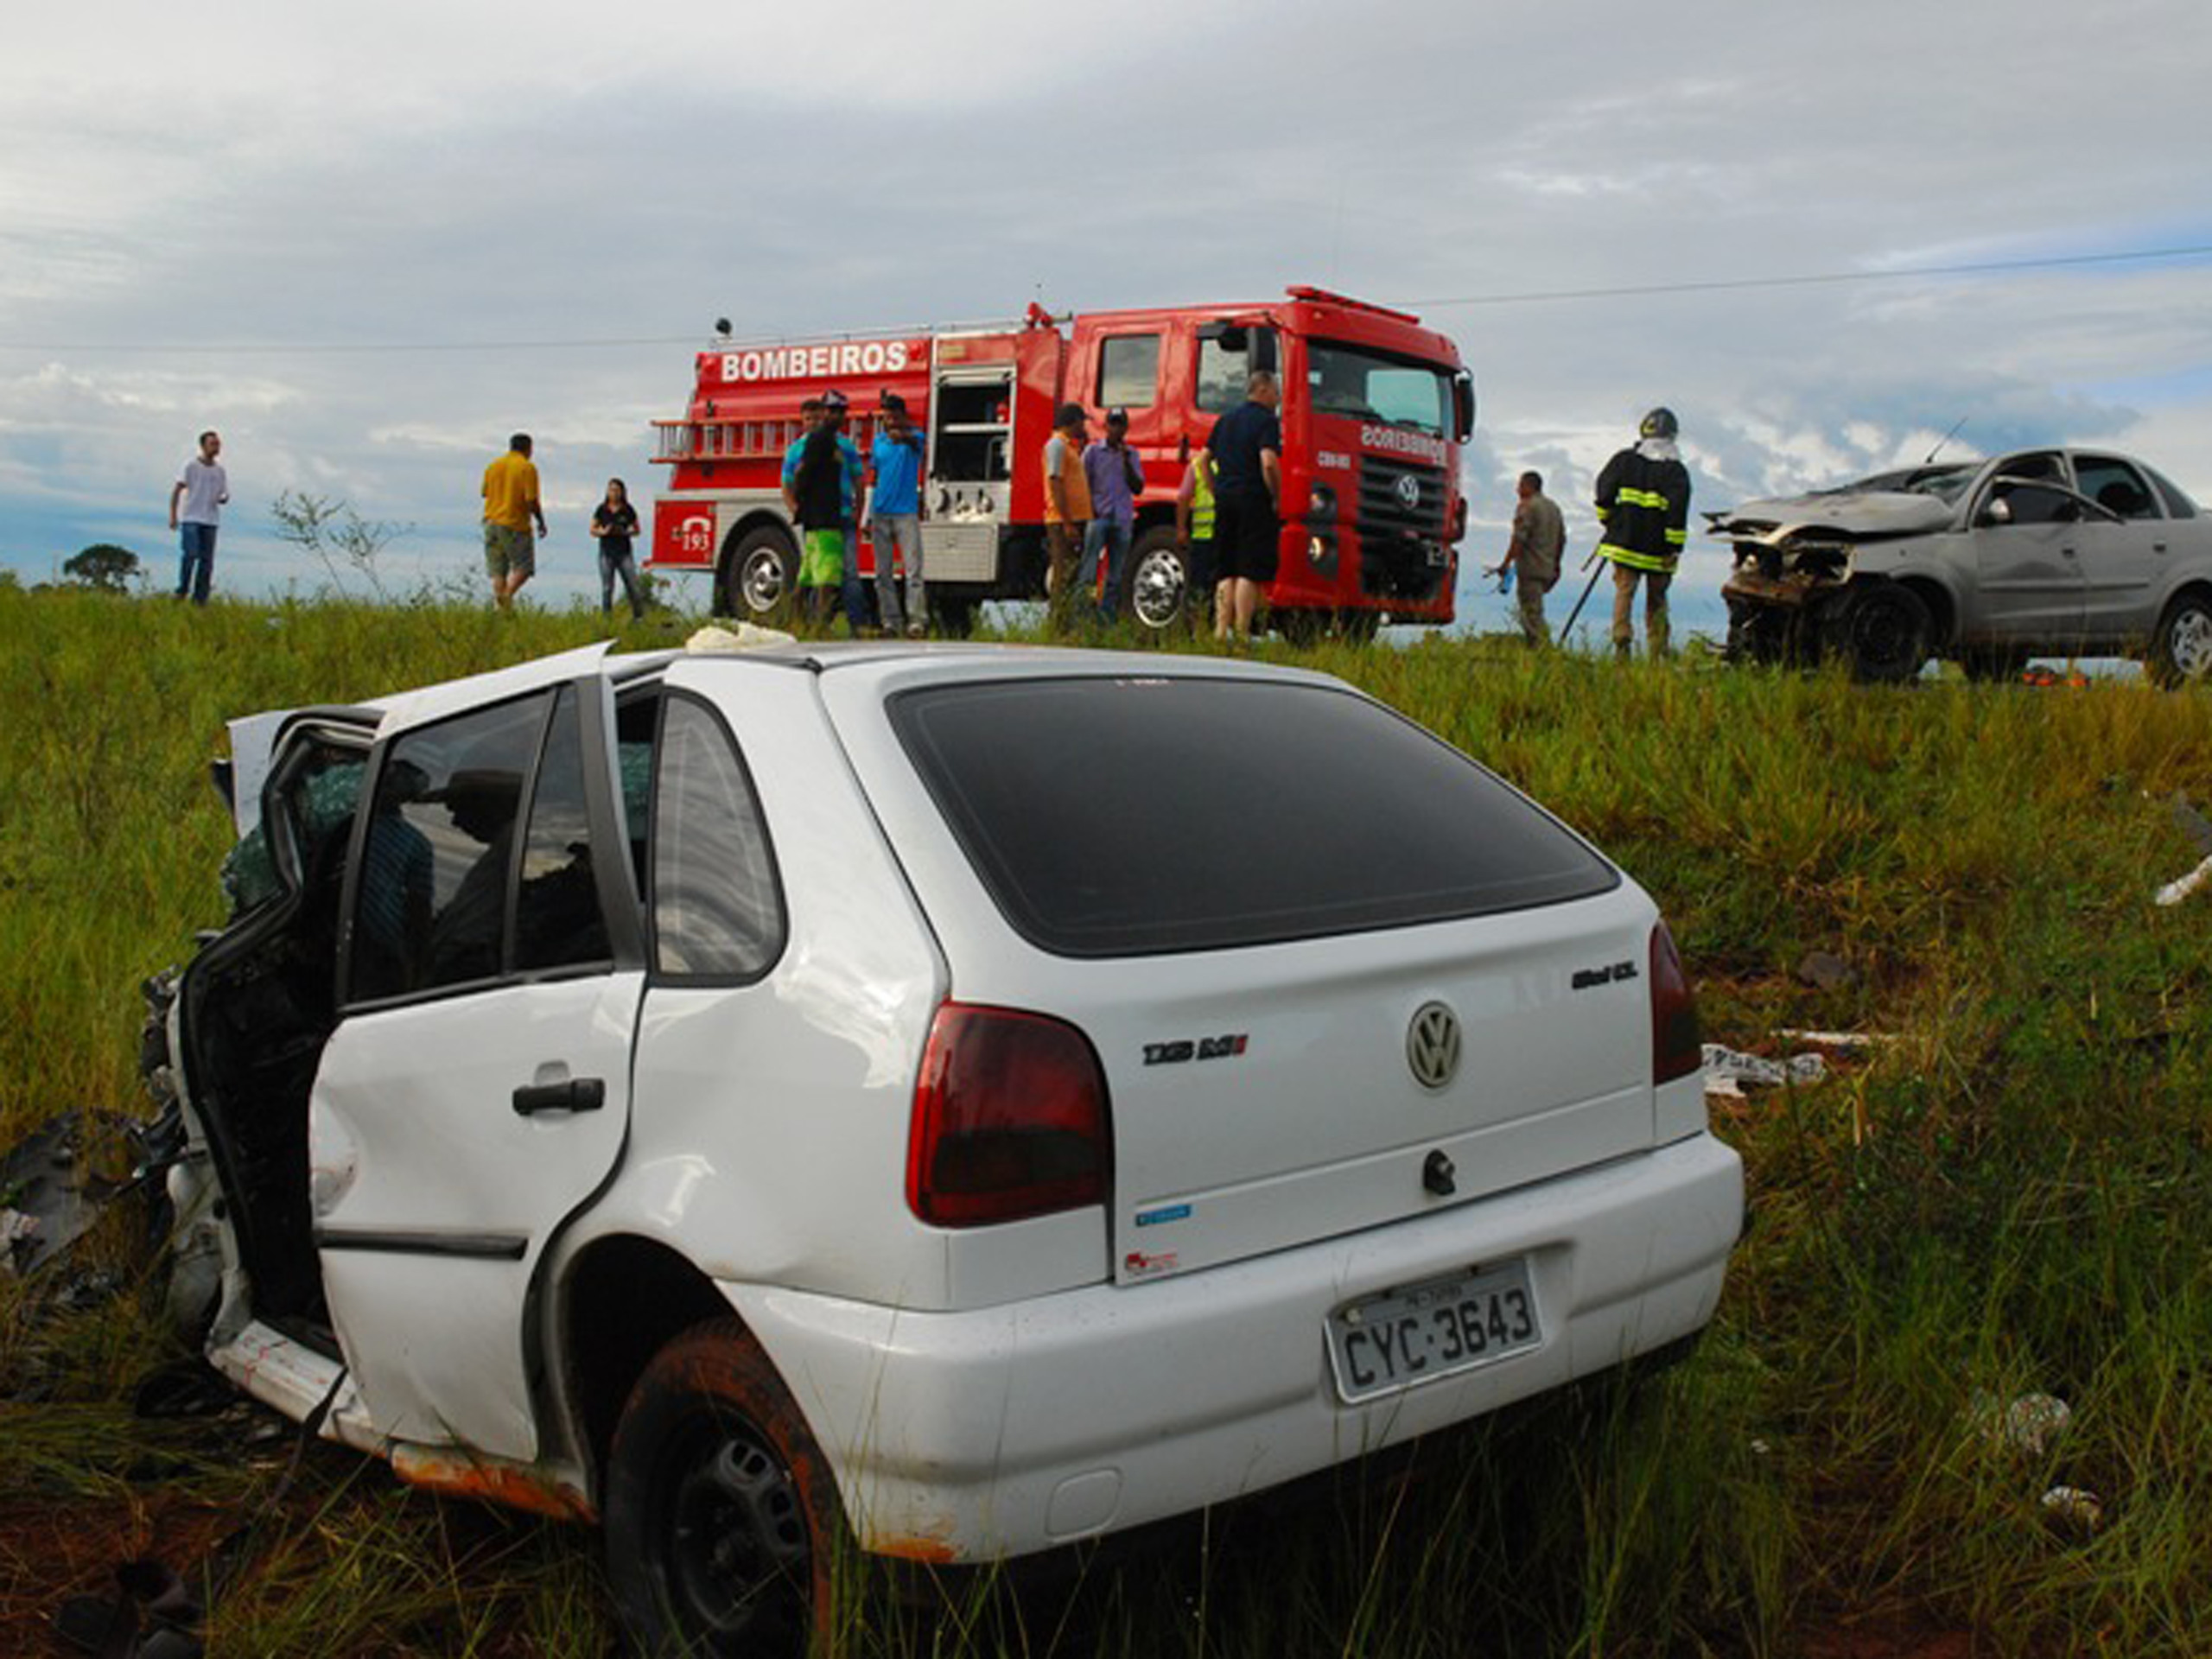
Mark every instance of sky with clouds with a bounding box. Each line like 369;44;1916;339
3;0;2208;635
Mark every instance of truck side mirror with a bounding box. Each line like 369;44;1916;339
1452;372;1476;443
1252;330;1278;375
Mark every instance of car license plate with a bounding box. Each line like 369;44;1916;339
1326;1258;1541;1403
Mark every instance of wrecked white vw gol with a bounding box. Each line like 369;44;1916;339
145;639;1742;1656
1713;448;2212;683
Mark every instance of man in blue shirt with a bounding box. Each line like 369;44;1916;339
1201;372;1282;640
862;393;928;636
1080;408;1144;624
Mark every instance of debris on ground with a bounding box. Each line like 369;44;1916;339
2156;793;2212;906
0;1103;184;1292
0;1112;124;1280
2038;1484;2106;1539
1702;1045;1827;1100
1970;1390;2072;1459
1794;950;1859;991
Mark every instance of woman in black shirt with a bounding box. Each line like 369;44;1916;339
591;479;646;620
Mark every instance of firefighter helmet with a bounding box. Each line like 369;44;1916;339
1639;407;1679;440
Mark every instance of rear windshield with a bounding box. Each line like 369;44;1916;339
889;677;1617;957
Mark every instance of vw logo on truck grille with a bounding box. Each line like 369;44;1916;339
1395;474;1422;511
1406;1001;1461;1090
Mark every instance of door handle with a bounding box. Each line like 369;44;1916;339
512;1077;607;1116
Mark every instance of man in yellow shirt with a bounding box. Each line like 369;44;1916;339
481;433;549;610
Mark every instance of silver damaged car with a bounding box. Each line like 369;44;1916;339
1713;448;2212;683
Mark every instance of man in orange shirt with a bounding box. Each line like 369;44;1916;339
481;433;549;611
1042;403;1090;631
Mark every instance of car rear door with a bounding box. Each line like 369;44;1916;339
309;672;645;1463
2070;454;2170;643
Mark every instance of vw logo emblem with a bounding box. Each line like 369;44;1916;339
1395;474;1421;512
1406;1001;1461;1090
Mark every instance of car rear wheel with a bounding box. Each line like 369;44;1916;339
1830;584;1931;683
2149;594;2212;688
605;1319;844;1659
721;525;800;623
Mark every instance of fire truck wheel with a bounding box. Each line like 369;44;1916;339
721;525;801;621
1123;527;1189;632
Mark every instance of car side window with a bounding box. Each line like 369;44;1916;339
349;694;548;1003
1984;453;2074;525
2073;456;2161;521
514;688;613;974
651;696;783;982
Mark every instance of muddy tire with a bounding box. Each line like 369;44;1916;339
721;525;800;623
1829;583;1931;683
2148;593;2212;689
1122;527;1189;632
605;1319;845;1659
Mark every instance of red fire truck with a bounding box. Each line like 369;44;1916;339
649;286;1475;636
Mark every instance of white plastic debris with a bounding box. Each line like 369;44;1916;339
684;622;797;654
2039;1485;2105;1536
2156;852;2212;906
1701;1046;1827;1091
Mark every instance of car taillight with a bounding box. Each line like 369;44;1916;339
906;1003;1111;1228
1650;921;1702;1084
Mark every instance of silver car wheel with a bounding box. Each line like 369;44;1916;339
2168;607;2212;679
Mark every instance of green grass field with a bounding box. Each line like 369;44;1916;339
3;585;2207;1656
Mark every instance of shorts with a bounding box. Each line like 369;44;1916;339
801;527;846;587
483;522;535;581
1212;493;1280;584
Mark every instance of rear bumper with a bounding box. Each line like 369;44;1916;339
723;1131;1742;1563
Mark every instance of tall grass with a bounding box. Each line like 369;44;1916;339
3;587;2208;1655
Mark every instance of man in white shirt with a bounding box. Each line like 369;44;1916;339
167;429;229;604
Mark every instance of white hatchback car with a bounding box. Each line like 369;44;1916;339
147;640;1742;1656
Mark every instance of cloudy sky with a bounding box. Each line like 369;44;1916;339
3;0;2208;635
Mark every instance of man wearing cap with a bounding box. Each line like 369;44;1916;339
1042;403;1091;630
862;392;928;636
1080;408;1144;624
1595;407;1693;658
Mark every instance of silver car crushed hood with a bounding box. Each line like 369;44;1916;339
1710;488;1953;545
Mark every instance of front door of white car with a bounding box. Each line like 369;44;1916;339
310;680;643;1463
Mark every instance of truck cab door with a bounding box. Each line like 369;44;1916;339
309;674;645;1465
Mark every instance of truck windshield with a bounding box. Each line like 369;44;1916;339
1306;341;1453;435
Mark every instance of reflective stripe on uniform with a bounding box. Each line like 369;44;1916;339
1614;486;1672;512
1599;542;1676;572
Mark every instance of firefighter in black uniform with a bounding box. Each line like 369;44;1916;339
1595;407;1692;658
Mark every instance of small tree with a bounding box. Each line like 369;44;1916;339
63;543;142;592
270;491;411;601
